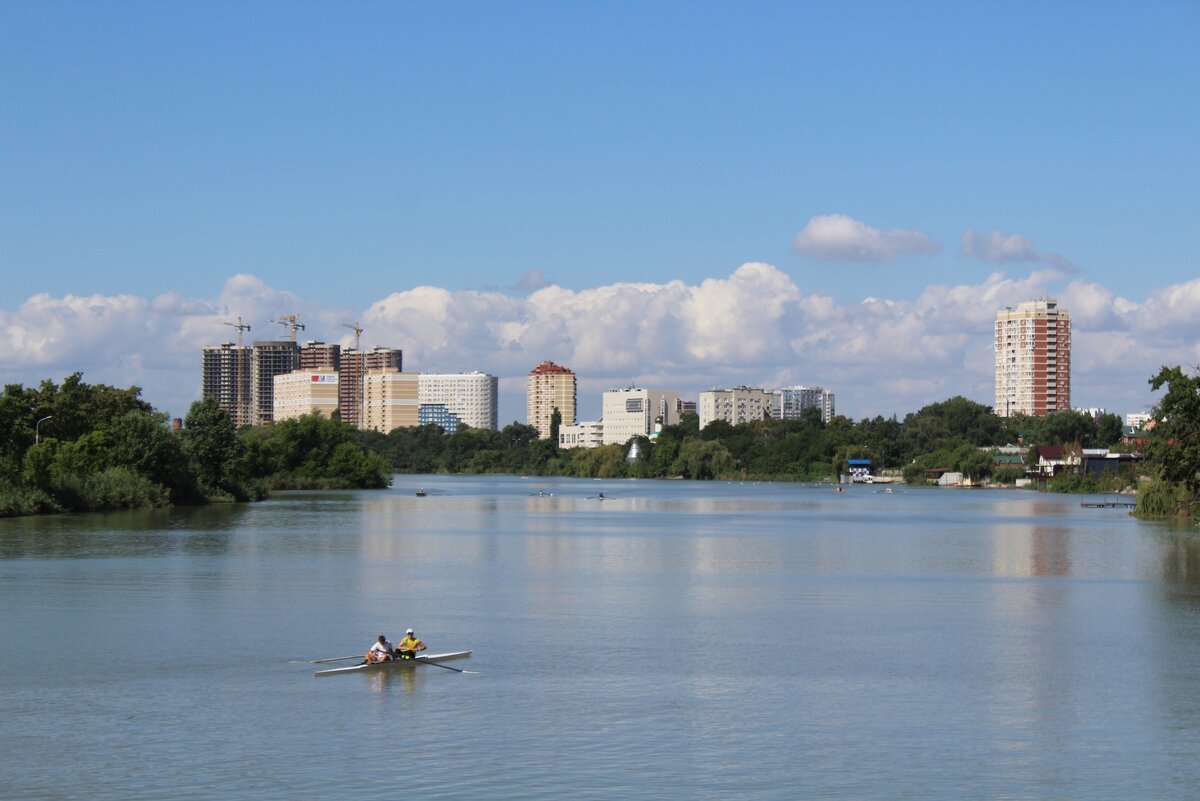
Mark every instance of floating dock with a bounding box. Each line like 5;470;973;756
1081;499;1136;508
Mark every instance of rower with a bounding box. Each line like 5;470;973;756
366;634;394;663
397;628;426;660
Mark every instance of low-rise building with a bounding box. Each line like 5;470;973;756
273;371;339;421
559;421;604;449
1125;412;1152;428
419;404;465;433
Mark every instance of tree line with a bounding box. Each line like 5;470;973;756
363;395;1131;485
1;374;388;517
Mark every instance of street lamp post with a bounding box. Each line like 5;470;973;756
35;415;52;444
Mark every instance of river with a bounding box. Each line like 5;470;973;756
2;476;1199;799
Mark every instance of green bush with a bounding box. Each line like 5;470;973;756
0;482;59;517
77;467;172;511
991;466;1026;485
1136;478;1192;518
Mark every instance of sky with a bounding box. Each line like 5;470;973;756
2;0;1198;425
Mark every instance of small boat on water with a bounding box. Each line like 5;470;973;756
315;650;472;677
415;489;427;497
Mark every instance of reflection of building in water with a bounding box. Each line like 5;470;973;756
984;520;1081;764
991;525;1071;577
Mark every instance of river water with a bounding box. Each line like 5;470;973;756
2;476;1199;800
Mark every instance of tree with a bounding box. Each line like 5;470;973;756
1096;413;1124;446
1036;410;1098;447
1143;366;1200;515
183;398;252;500
954;446;994;483
549;407;562;446
674;439;733;480
105;411;201;503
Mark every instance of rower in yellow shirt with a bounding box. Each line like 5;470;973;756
397;628;427;660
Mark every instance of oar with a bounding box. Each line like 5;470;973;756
415;657;475;674
311;654;362;664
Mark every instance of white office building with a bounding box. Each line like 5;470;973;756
1125;412;1152;429
559;421;604;449
773;386;835;424
699;387;774;429
600;387;680;445
418;372;499;431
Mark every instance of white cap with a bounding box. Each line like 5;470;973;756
406;628;414;634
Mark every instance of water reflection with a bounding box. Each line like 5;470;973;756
991;525;1072;577
0;504;247;559
3;477;1200;800
364;664;425;694
1157;530;1200;586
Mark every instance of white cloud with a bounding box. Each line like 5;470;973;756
793;214;941;262
959;228;1079;272
1;267;1194;423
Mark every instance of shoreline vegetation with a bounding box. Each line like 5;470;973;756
2;367;1196;520
362;400;1136;493
1;374;388;518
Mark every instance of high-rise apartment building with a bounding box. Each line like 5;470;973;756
994;299;1071;417
600;387;680;445
273;371;339;421
298;341;341;370
774;386;836;424
699;387;774;429
418;372;498;431
527;361;576;439
201;342;253;427
340;347;403;428
251;340;299;426
362;369;419;433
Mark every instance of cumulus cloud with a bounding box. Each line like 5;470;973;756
959;229;1079;272
1;267;1194;422
793;214;941;262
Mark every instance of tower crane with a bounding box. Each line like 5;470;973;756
342;322;364;428
217;316;252;426
342;321;363;352
269;314;306;342
220;316;251;347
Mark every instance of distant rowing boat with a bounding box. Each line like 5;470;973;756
314;650;472;676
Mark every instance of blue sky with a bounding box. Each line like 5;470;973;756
2;1;1198;424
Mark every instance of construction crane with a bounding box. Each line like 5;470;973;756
217;317;252;426
220;316;251;347
269;314;306;342
342;322;364;428
342;321;363;352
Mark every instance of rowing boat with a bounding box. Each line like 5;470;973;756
314;650;472;677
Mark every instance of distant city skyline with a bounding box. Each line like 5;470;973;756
2;2;1196;424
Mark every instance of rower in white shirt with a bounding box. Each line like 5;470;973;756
365;634;394;663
